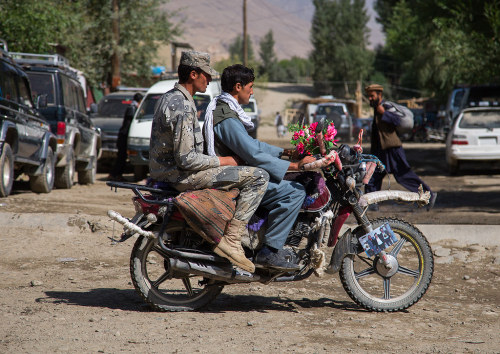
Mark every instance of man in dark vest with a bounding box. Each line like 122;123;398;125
203;64;316;271
365;84;437;211
149;51;269;273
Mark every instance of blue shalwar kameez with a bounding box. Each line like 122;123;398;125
213;118;306;249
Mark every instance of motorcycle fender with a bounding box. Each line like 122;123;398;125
325;229;357;274
359;187;430;207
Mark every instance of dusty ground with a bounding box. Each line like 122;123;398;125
1;126;499;353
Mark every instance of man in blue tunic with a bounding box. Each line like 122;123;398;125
365;84;437;210
204;64;316;271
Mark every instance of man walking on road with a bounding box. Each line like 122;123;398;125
365;84;437;211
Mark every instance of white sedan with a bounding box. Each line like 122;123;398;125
446;107;500;174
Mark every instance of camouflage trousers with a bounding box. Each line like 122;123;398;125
173;166;269;222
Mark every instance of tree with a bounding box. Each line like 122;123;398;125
0;0;180;87
228;34;254;62
378;0;500;99
310;0;373;96
258;30;277;80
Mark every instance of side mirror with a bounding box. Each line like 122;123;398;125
36;94;48;109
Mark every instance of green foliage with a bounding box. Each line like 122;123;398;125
228;34;255;62
0;0;180;87
310;0;374;96
258;30;277;79
0;0;83;54
377;0;500;99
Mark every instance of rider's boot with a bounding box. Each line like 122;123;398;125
213;219;255;273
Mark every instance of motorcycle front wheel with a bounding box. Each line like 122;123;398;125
340;218;434;312
130;225;224;312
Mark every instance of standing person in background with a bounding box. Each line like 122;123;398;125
107;92;143;182
274;111;285;137
365;84;437;211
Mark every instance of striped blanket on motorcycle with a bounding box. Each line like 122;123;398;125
173;188;239;245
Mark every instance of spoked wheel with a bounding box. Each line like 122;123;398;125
340;218;434;312
130;225;224;312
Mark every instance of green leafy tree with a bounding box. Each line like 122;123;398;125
228;34;254;62
376;0;500;98
0;0;84;55
258;30;278;80
0;0;180;87
310;0;373;96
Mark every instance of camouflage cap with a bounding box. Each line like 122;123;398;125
365;84;384;93
180;50;217;77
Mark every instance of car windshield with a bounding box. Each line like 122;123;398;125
459;110;500;129
136;94;161;120
194;94;210;121
135;93;212;121
98;97;132;118
241;101;255;113
27;72;56;105
316;105;344;116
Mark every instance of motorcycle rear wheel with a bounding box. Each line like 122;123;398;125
130;225;224;312
340;218;434;312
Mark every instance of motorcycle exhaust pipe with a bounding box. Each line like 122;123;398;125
169;258;261;283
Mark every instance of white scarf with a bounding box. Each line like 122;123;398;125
203;92;254;156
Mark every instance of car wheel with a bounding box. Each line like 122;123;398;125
55;149;75;189
78;156;97;185
0;143;14;197
29;147;55;193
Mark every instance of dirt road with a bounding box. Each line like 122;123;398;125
1;127;499;353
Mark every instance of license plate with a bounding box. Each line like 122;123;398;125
359;223;398;257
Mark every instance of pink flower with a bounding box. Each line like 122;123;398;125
298;130;305;137
309;122;318;133
297;142;305;154
293;132;300;140
324;123;338;142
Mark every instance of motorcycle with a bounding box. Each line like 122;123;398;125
106;128;433;313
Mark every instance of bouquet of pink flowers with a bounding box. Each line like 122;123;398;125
289;121;339;156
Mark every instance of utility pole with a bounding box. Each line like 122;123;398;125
110;0;121;92
243;0;247;66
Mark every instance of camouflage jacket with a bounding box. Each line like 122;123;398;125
149;83;219;183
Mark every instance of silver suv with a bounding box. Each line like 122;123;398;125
314;102;353;143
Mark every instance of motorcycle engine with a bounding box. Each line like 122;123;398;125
285;219;312;247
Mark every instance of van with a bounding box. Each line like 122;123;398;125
314;102;353;143
127;79;221;180
240;95;260;138
446;84;500;123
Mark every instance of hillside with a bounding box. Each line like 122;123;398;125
161;0;384;61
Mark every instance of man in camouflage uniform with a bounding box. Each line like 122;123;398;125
149;51;268;272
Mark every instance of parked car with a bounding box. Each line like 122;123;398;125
352;117;372;142
241;95;259;138
0;45;57;197
446;84;500;123
12;52;101;189
91;91;146;160
314;102;353;143
445;107;500;174
127;79;221;180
